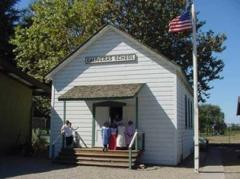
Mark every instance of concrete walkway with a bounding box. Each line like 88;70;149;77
200;147;225;179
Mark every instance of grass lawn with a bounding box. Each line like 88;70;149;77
203;130;240;144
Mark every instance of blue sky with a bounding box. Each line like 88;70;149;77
16;0;240;124
196;0;240;124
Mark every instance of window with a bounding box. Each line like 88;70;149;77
185;95;193;129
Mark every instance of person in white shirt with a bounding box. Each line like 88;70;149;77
61;120;73;148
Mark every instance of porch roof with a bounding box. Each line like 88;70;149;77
58;83;145;101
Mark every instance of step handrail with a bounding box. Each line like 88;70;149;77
129;131;138;149
128;130;145;169
51;132;88;159
74;131;88;148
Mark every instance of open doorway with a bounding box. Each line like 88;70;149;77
110;107;122;124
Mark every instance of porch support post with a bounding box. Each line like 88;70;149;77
62;101;66;149
135;96;138;129
135;96;138;150
63;101;66;123
92;105;96;147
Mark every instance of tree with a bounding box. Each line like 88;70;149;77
0;0;19;62
106;0;226;102
199;104;226;135
11;0;111;80
11;0;226;101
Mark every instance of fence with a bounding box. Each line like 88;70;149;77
201;123;240;144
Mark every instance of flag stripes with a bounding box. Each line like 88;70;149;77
169;12;192;32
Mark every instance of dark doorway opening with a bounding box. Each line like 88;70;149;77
110;107;122;123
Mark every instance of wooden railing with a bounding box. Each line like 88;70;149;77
128;130;145;169
51;132;88;159
74;131;88;148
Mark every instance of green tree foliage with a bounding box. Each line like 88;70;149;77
11;0;226;102
199;104;226;135
11;0;111;80
0;0;19;62
107;0;226;102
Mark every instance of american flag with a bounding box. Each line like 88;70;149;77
169;11;192;32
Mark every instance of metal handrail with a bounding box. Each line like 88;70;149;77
74;131;88;148
128;130;145;169
51;132;88;159
129;131;138;149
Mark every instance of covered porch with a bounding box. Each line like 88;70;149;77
52;83;145;168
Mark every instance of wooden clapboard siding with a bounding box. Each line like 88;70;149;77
176;78;194;164
50;29;179;165
0;72;32;152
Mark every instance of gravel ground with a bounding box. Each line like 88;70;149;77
1;146;240;179
0;155;200;179
8;165;200;179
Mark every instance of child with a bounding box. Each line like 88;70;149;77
109;123;117;150
125;120;134;147
102;121;110;152
61;120;73;148
61;121;79;148
69;123;80;147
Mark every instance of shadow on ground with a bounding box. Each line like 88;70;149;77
174;145;240;179
0;154;76;178
1;145;240;178
177;151;207;169
220;145;240;166
177;144;240;170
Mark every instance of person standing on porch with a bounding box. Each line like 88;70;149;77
61;120;73;148
125;120;135;147
109;123;117;150
69;122;80;147
102;122;110;152
113;114;122;126
116;122;126;149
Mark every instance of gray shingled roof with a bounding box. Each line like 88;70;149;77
59;83;145;101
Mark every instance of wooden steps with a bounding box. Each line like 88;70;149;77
54;148;142;168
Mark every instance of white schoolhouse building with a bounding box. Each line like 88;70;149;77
46;25;193;166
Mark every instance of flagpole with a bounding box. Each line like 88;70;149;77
191;1;199;173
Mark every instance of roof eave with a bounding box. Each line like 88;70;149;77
0;61;51;95
45;25;110;80
59;96;136;101
45;25;192;95
45;25;182;80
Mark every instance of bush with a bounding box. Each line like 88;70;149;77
32;128;49;153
